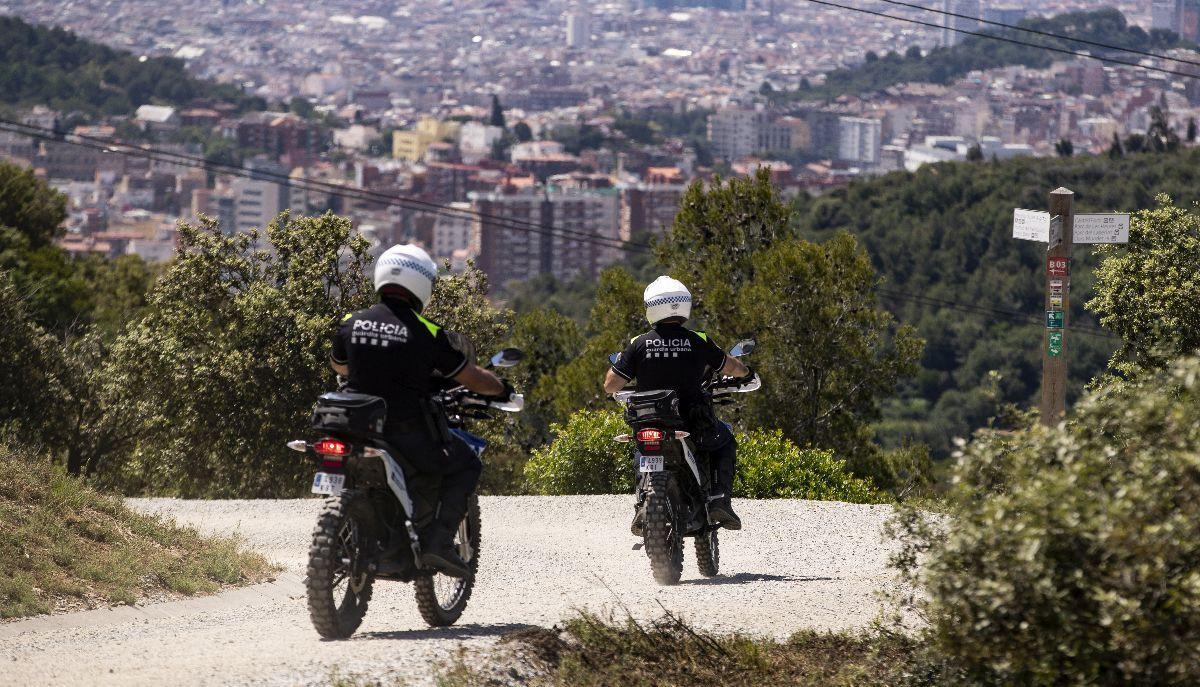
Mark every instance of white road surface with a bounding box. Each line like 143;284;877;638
0;496;901;686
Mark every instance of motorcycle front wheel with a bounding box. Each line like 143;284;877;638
413;493;481;626
306;489;377;639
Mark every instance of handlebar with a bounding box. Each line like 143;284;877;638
610;373;761;404
437;386;524;413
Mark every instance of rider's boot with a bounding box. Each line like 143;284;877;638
707;496;742;530
707;442;741;530
630;502;645;536
419;522;471;578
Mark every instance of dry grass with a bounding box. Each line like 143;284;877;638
0;442;275;619
491;611;917;687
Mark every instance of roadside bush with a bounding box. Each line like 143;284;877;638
525;412;880;504
524;410;632;495
734;429;879;503
892;355;1200;685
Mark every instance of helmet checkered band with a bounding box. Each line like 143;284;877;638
645;294;692;307
380;256;437;282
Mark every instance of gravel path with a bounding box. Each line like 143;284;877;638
0;496;901;686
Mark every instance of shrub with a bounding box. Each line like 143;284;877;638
892;355;1200;685
525;411;880;504
734;428;879;503
524;410;633;495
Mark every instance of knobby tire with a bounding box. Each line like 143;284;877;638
306;489;377;639
643;472;683;585
413;493;481;626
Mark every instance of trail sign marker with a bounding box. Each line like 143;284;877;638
1074;213;1130;244
1046;311;1064;329
1048;257;1068;277
1048;331;1063;357
1013;208;1051;241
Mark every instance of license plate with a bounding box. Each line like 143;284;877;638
312;472;345;495
638;454;664;473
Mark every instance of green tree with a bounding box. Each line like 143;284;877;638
90;213;374;496
549;266;645;422
1088;195;1200;377
513;121;533;143
738;233;923;466
1054;138;1074;157
489;94;506;129
506;307;584;451
0;273;70;447
655;169;793;339
965;144;984;161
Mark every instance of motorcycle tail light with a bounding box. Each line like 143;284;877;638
636;429;665;442
313;438;350;456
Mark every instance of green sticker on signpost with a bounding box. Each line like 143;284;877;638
1046;311;1064;329
1048;331;1063;357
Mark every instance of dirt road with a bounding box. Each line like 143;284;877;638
0;496;900;686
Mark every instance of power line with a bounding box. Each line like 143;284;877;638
0;118;648;254
876;287;1118;340
797;0;1200;81
0;119;1118;339
874;0;1200;70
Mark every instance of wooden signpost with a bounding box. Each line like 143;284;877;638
1012;188;1129;426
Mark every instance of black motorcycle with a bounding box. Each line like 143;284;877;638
287;348;524;638
609;340;760;585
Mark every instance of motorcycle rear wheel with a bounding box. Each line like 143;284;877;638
306;489;377;639
643;472;684;585
695;528;719;577
413;493;481;626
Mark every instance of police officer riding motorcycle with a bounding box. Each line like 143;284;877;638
603;276;753;532
328;244;514;577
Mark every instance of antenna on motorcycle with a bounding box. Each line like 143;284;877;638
729;339;755;357
489;348;525;369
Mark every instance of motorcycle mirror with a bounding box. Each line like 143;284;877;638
729;339;755;357
608;352;619;365
489;348;525;368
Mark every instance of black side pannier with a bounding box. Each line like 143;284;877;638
623;389;684;427
310;392;387;438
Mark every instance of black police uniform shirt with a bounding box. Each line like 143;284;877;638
330;299;467;421
610;322;726;415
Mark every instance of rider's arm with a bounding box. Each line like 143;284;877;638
721;354;749;378
329;357;349;377
329;316;351;377
453;363;505;396
603;368;628;394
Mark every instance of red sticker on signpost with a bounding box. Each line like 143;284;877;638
1047;257;1068;277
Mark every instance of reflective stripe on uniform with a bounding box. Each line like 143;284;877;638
415;313;441;336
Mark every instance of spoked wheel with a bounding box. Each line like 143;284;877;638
695;528;720;577
643;472;684;585
414;494;481;626
307;490;377;639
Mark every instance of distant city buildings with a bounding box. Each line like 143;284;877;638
941;0;981;47
1152;0;1200;42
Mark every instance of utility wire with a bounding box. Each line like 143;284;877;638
798;0;1200;81
873;0;1200;69
0;117;646;254
1;120;1119;338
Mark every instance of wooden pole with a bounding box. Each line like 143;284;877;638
1041;187;1073;426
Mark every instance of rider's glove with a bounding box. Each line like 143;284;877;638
737;366;757;384
491;379;516;402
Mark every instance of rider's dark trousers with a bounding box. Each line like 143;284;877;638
702;435;737;501
385;428;482;530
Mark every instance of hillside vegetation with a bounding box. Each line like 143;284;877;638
0;442;273;618
0;15;263;116
784;8;1189;101
791;147;1200;457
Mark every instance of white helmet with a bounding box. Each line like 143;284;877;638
644;275;692;324
375;244;437;311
